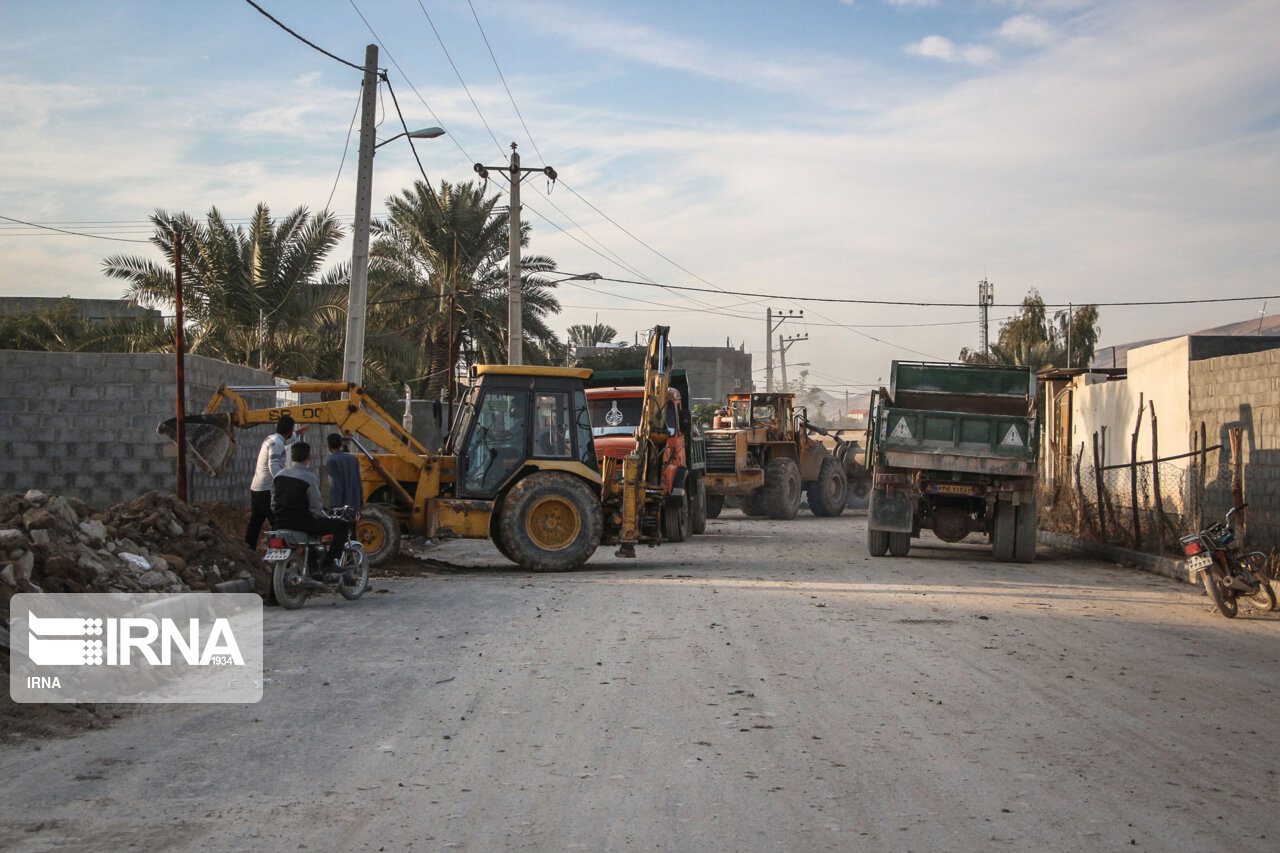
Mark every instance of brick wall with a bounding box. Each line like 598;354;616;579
1188;346;1280;552
0;351;275;509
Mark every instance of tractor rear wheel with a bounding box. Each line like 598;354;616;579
763;458;802;520
498;472;602;572
355;505;401;567
807;457;848;517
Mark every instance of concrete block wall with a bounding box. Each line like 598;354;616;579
0;351;274;509
1189;346;1280;553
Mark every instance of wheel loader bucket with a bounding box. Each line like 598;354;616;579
156;413;236;477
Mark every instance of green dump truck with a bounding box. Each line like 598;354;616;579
866;361;1038;562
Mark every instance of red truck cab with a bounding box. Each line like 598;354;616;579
585;386;686;497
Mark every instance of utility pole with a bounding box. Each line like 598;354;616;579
475;144;557;365
778;333;808;391
765;308;802;391
978;278;994;359
343;44;380;387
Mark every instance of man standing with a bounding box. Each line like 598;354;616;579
325;432;363;511
245;415;304;549
272;441;350;573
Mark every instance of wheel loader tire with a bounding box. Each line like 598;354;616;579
807;457;848;517
689;474;708;535
888;531;910;557
355;504;401;567
498;472;602;572
742;490;768;517
992;501;1016;562
763;458;802;520
662;491;691;542
705;494;725;519
1013;499;1038;563
868;527;889;557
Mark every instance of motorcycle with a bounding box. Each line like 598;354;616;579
263;506;369;610
1180;504;1276;618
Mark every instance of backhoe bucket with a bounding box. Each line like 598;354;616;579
157;413;236;477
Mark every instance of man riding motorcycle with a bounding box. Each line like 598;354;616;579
271;441;351;574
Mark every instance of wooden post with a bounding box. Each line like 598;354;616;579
1198;421;1208;530
1130;393;1144;550
1149;401;1167;552
1074;442;1089;535
1230;426;1245;545
1092;431;1108;543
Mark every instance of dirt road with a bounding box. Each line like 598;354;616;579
2;510;1278;851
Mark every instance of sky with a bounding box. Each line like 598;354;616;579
2;0;1279;396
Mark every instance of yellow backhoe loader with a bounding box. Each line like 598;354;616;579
160;328;679;570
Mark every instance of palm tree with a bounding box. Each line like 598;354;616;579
102;204;347;374
567;322;618;348
370;179;562;399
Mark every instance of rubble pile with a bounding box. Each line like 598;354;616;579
0;489;269;612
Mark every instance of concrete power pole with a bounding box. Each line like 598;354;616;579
342;44;380;387
765;308;802;391
475;144;557;365
778;333;808;391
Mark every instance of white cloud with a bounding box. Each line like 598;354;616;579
997;14;1059;47
885;0;938;7
906;35;997;66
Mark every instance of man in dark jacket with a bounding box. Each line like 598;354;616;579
272;441;350;572
325;432;363;511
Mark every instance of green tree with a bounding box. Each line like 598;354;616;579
102;205;350;374
567;322;618;348
0;298;170;353
960;290;1100;369
370;180;563;398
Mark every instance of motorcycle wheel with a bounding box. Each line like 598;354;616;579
1201;566;1238;618
1239;554;1277;611
338;545;369;601
272;552;310;610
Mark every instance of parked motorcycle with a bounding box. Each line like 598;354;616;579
1180;504;1276;618
264;507;369;610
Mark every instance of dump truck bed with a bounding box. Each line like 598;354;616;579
874;362;1037;476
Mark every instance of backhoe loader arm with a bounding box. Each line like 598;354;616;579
615;326;672;556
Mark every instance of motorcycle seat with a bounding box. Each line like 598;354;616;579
269;529;314;547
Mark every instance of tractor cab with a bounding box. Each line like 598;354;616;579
448;365;599;499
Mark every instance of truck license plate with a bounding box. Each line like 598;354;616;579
933;484;972;495
1186;553;1212;573
264;548;292;561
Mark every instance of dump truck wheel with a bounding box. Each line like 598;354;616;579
355;505;401;567
689;474;707;535
499;472;602;572
763;458;802;520
888;531;910;557
705;494;724;519
991;501;1016;562
807;457;848;517
1013;499;1037;563
662;492;691;542
868;527;889;557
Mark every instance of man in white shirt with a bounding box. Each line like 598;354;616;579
244;414;306;548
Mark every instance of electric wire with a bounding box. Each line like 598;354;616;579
466;0;546;165
324;86;365;214
243;0;364;71
0;215;150;244
409;0;505;155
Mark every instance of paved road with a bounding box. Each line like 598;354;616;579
2;510;1278;852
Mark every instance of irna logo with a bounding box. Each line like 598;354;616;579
26;611;245;667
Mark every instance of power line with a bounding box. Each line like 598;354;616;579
588;275;1280;310
409;0;504;155
243;0;364;72
467;0;546;165
0;214;150;244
